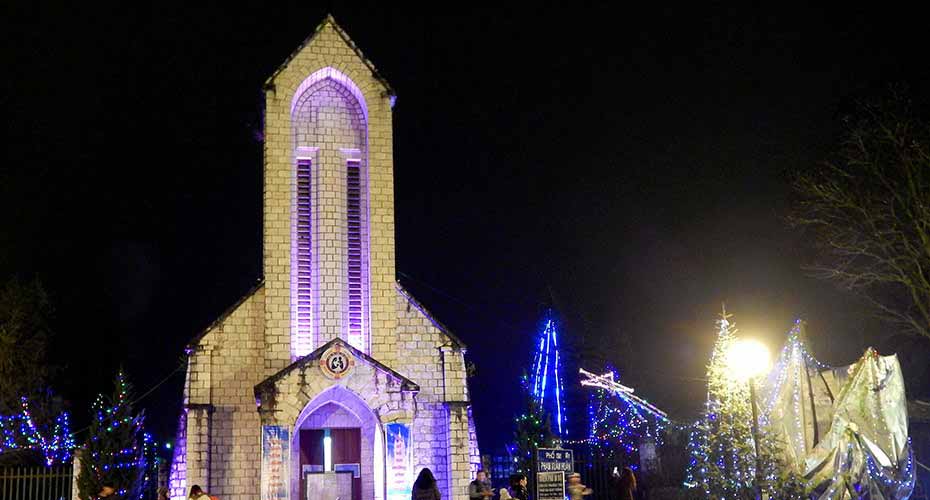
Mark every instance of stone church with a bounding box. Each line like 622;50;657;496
167;16;480;500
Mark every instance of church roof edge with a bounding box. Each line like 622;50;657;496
186;278;265;350
396;282;467;350
263;14;395;98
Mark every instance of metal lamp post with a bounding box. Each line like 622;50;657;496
725;338;771;500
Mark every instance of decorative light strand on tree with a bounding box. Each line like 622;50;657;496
575;368;672;461
78;371;151;500
0;396;75;465
530;310;566;436
512;372;556;474
684;311;780;498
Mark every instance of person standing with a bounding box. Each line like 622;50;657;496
468;470;494;500
617;467;636;500
566;473;592;500
412;468;441;500
96;483;118;499
188;485;211;500
508;473;530;500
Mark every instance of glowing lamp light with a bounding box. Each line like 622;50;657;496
724;339;771;380
323;435;333;471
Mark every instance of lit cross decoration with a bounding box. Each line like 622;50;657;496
579;368;669;422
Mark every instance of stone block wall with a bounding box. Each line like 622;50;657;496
410;402;450;495
394;287;480;497
179;287;265;500
447;404;475;499
467;406;481;476
167;404;187;499
394;289;448;403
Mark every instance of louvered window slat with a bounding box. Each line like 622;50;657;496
295;159;313;353
346;160;364;350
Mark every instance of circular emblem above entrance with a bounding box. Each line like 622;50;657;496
320;345;355;380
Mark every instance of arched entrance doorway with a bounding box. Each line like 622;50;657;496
291;386;384;500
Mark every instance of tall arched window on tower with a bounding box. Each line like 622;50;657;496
290;67;369;357
346;159;366;351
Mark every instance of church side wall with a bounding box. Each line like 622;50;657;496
180;287;265;500
394;289;478;498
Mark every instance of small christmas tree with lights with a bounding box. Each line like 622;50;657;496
685;310;779;499
513;372;555;473
77;371;151;500
0;392;74;466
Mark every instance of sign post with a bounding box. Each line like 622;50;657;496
536;448;574;473
536;448;573;500
535;471;565;500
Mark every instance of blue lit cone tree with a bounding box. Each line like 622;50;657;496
685;311;782;500
77;371;149;500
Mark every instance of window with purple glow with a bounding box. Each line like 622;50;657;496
346;160;365;350
294;158;313;356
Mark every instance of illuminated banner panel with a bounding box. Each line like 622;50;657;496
385;423;412;500
262;425;290;500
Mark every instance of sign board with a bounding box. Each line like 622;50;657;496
536;448;574;473
640;438;659;473
261;425;289;500
385;423;412;500
536;471;565;500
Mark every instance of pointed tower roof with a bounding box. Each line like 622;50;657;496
264;14;395;98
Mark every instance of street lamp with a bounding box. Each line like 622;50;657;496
724;339;771;381
725;339;771;499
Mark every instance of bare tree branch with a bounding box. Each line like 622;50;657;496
788;90;930;340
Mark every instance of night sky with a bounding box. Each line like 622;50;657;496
4;3;930;450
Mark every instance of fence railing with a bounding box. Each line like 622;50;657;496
0;465;73;500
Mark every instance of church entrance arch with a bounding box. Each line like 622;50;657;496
291;386;384;500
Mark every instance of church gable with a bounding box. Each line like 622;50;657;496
255;337;419;396
253;337;419;429
265;15;394;99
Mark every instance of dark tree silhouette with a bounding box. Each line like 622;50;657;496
790;89;930;340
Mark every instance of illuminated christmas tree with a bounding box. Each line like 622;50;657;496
685;310;780;499
529;309;566;437
0;392;74;466
77;371;152;500
513;372;555;474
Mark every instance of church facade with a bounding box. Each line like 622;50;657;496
167;16;480;500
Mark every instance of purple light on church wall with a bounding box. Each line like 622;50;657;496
167;408;187;500
290;67;369;122
292;157;314;358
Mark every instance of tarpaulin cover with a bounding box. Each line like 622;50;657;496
759;345;914;500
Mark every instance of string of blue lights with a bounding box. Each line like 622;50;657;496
530;310;566;437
